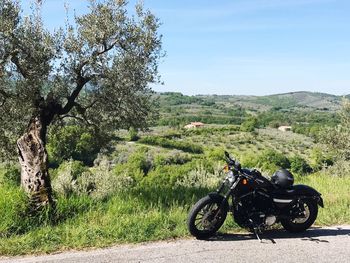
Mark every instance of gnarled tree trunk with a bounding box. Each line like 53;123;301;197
17;116;54;210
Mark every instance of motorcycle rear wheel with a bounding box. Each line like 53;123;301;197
187;194;228;239
281;198;318;233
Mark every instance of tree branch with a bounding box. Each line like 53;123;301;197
93;39;118;57
10;51;28;79
59;65;91;115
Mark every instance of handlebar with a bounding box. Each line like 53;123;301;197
224;151;241;171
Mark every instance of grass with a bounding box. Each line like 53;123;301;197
0;184;208;255
0;170;349;255
295;173;350;225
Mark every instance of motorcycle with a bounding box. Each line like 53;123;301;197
187;151;324;240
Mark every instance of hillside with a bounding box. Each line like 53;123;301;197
158;91;344;111
156;91;343;128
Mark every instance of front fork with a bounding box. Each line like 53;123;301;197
216;176;241;211
217;176;264;241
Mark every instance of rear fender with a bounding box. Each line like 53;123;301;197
292;184;324;208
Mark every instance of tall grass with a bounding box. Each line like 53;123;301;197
1;166;349;255
295;173;350;225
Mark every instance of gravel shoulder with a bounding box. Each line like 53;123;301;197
1;225;349;263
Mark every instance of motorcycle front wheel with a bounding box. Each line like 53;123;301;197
187;193;228;239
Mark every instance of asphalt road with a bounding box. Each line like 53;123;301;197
1;225;349;263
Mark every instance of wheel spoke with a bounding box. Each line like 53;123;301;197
195;216;204;221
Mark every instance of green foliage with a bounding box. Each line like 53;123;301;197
0;184;28;237
239;149;290;173
1;164;349;255
158;115;243;126
310;147;334;171
205;147;226;161
257;149;290;173
47;126;108;166
257;109;338;130
52;160;88;197
240;116;259;132
318;99;350;160
184;125;240;136
292;124;322;138
126;148;153;176
1;164;20;186
154;150;192;166
128;127;139;142
0;0;162;161
159;92;203;105
290;155;312;175
139;136;203;154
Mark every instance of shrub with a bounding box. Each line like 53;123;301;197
154;150;192;166
240;117;259;132
52;160;88;197
128;127;139;141
127;148;153;175
290;155;312;175
257;149;290;173
52;160;135;199
175;164;222;189
310;147;334;171
139;136;203;154
205;148;226;161
78;166;134;200
321;159;350;177
47;125;109;167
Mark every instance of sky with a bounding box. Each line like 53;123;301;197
21;0;350;96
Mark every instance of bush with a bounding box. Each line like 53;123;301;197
175;164;222;189
127;148;153;175
47;125;109;167
240;117;258;132
2;164;20;186
205;148;226;161
154;150;192;166
140;163;193;188
257;149;290;173
52;160;134;199
52;160;88;197
128;127;139;141
290;155;312;175
310;147;334;171
321;159;350;177
139;136;203;154
78;166;134;200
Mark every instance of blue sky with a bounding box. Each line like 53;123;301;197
21;0;350;96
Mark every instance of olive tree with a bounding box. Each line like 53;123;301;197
0;0;162;210
319;98;350;160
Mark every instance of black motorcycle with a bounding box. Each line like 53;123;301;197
187;151;324;240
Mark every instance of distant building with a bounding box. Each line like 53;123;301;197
278;126;292;132
184;122;205;129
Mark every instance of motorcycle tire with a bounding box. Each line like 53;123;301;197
281;198;318;233
187;193;228;239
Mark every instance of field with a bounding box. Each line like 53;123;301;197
1;123;349;255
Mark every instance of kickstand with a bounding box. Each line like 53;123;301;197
253;227;262;243
248;219;262;242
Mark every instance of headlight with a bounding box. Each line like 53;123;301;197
227;170;235;183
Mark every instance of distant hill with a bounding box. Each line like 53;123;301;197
155;91;345;128
158;91;346;112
